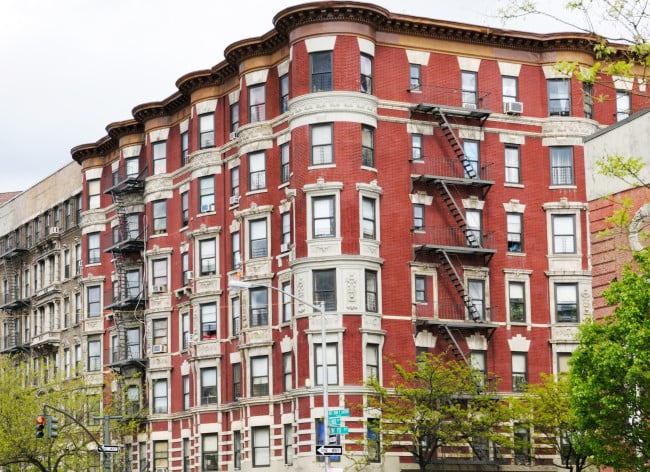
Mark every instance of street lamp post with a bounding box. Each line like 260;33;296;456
228;279;330;470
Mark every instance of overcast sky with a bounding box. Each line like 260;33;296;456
0;0;579;192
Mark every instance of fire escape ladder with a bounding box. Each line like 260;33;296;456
434;180;480;248
436;249;482;322
433;109;478;180
439;324;468;364
111;191;128;303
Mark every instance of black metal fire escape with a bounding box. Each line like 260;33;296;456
0;235;30;353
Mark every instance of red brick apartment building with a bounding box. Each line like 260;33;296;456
3;2;649;471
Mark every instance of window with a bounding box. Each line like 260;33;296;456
509;282;526;322
502;76;518;103
461;71;478;106
199;238;216;275
248;84;266;122
616;90;630;121
464;139;479;178
281;281;292;322
181;131;189;166
360;53;373;93
233;431;242;469
415;275;426;302
88;178;101;210
152;319;167;351
310;51;332;92
555;283;578;322
281;212;291;251
505;145;520;184
283;352;292;391
365;270;378;313
470;350;487;377
413;204;424;230
311;123;333;165
548;79;571;116
202;434;218;471
152;140;167;175
181;312;190;350
512;352;528;392
87;286;101;318
183;438;190;472
198;176;215;213
507;213;523;252
87;338;101;371
361;197;376;239
583;83;593;119
231;166;240;198
181;251;190;286
232;363;241;400
74;292;81;324
367;418;381;463
466;209;482;247
411;134;423;161
552;214;576;253
87;232;100;264
201;367;218;404
252;426;270;467
230;102;239;134
248;151;266;191
153;441;169;470
250;287;268;327
249;218;268;259
468;279;485;321
557;353;572;375
152;259;168;289
513;425;531;465
232;231;241;269
153;379;168;413
409;63;421;91
550;146;574;185
361;125;375;167
312;196;335;238
284;424;293;465
366;343;379;380
251;355;269;396
314;269;336;311
280;74;289;113
152;200;167;233
199;113;215;148
315;342;338;386
200;303;217;339
280;143;290;184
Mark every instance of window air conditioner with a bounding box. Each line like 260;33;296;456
152;285;166;294
462;103;477;110
229;195;240;205
49;226;60;235
280;242;290;253
201;204;215;213
504;101;524;115
152;344;167;354
186;271;193;281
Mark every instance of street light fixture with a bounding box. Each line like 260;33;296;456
228;279;331;470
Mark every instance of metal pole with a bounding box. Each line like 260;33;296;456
320;300;329;472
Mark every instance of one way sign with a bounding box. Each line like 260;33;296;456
316;444;343;456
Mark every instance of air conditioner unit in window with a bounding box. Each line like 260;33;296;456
49;226;60;235
462;102;477;110
186;270;193;281
152;285;166;294
201;204;215;213
152;344;167;354
229;195;240;205
280;242;290;253
229;131;238;140
504;101;524;115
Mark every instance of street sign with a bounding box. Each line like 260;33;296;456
329;426;349;435
98;445;121;453
328;417;341;426
316;444;343;456
328;408;350;417
328;434;338;444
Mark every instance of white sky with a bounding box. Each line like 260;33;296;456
0;0;579;192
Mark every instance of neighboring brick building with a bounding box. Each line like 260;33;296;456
2;2;648;471
584;109;650;318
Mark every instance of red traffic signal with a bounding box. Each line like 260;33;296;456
36;415;46;438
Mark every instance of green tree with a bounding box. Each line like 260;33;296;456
363;352;512;472
569;247;650;471
511;374;590;472
0;355;102;472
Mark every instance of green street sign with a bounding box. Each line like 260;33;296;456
328;408;350;417
329;426;349;435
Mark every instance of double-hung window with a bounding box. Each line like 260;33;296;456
281;213;291;251
362;197;376;239
152;259;168;289
552;214;576;253
548;79;571;116
505;145;521;184
87;338;101;371
181;312;190;350
365;270;378;313
466;209;482;247
315;342;338;386
360;53;373;93
280;74;289;113
202;434;218;471
250;287;268;327
199;176;215;212
468;279;485;321
200;303;217;339
415;275;426;303
413;204;424;230
312;196;335;238
283;352;292;391
249;218;267;259
583;83;593;119
310;51;332;92
555;283;578;322
232;231;241;269
248;151;266;191
88;179;101;210
506;213;523;252
230;102;239;135
152;200;167;233
233;431;242;468
248;84;266;122
280;143;290;184
199;238;216;275
232;363;241;400
152;141;167;175
181;252;190;285
200;367;217;404
252;427;271;467
199;113;215;148
181;191;189;226
461;71;478;107
87;286;101;318
181;131;189;166
313;269;336;311
502;76;518;104
311;123;333;165
230;167;240;198
463;140;479;178
409;63;421;91
512;353;528;392
152;319;167;351
231;296;241;336
152;379;168;413
281;281;292;322
366;343;379;380
361;125;375;167
87;232;100;264
411;134;423;161
251;355;269;396
550;146;574;185
616;90;631;121
509;281;526;322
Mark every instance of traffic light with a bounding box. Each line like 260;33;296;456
36;415;46;438
47;415;59;439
